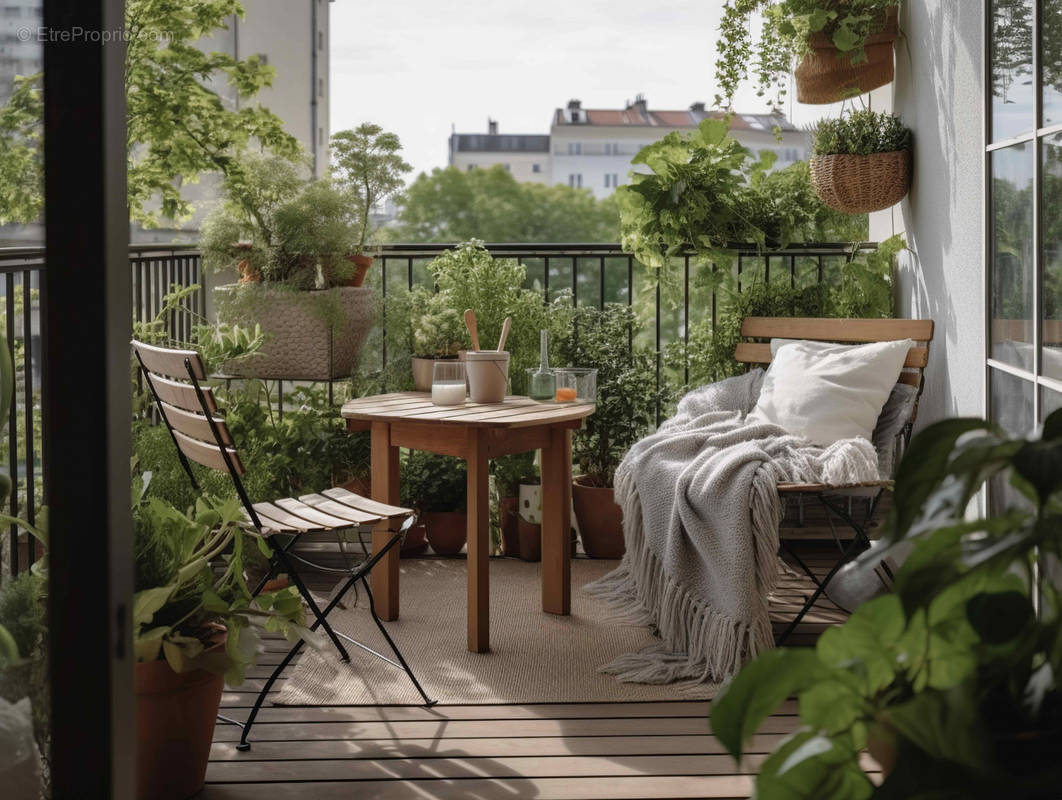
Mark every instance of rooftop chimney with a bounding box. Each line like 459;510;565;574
567;99;582;109
689;102;706;112
488;118;498;135
628;93;648;117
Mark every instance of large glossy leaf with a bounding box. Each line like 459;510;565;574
816;595;904;693
754;729;873;800
711;649;833;760
888;419;993;539
797;681;863;734
965;591;1034;645
132;584;176;628
882;686;992;772
1011;439;1062;503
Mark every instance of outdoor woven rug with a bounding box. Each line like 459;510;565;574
274;557;716;705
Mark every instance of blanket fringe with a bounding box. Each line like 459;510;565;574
584;465;783;685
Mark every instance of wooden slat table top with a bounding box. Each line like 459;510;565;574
342;392;595;428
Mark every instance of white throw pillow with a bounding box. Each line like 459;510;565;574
747;338;914;446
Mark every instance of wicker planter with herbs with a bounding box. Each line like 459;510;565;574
795;7;899;104
810;148;912;214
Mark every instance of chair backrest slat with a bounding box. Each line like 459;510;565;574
160;401;233;446
173;429;246;475
739;317;934;343
146;373;218;414
133;340;207;380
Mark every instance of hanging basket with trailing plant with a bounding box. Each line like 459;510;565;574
795;6;899;104
714;1;902;111
810;110;912;214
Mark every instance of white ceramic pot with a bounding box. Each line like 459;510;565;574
518;482;542;524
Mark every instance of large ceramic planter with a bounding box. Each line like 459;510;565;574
810;149;912;214
215;284;375;380
135;658;225;800
411;356;461;392
423;511;467;556
572;475;625;558
795;7;898;104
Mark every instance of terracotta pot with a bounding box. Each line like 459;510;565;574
572;475;625;558
411;356;460;392
517;517;541;562
423;511;467;556
347;254;373;287
236;258;260;284
499;497;520;557
795;7;898;104
401;522;429;556
135;657;225;800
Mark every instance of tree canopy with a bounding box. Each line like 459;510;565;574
383;165;621;244
0;0;301;227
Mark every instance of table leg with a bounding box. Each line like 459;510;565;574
541;426;572;615
466;427;490;652
370;421;400;621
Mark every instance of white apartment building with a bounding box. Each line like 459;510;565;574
552;96;808;199
449;97;808;200
0;1;41;105
448;119;551;184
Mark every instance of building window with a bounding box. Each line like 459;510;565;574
604;173;619;188
318;78;324;97
318;127;324;146
568;142;581;155
532;163;541;173
604;142;619;155
467;164;476;171
568;174;582;188
319;31;324;50
503;164;510;171
571;111;580;123
985;0;1061;507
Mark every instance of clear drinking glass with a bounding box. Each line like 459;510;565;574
553;367;597;403
431;360;467;406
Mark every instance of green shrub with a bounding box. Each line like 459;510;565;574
813;110;912;156
400;450;466;513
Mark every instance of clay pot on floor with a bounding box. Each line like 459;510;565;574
347;254;373;287
401;522;429;556
423;511;467;556
499;496;520;557
572;475;625;558
135;655;225;800
517;516;541;562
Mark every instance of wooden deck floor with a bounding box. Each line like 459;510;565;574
204;546;857;799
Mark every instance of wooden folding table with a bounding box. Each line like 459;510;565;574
342;392;595;653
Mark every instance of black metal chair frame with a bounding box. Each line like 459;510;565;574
773;422;911;646
134;350;436;752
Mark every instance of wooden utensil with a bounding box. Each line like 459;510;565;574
496;316;512;352
464;309;480;351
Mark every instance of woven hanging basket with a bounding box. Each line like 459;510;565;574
810;149;912;214
795;7;899;104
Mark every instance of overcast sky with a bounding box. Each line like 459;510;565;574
329;0;830;182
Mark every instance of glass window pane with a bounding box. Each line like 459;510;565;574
992;0;1035;140
1041;385;1062;419
1045;1;1062;127
990;143;1035;370
1045;135;1062;379
989;369;1035;512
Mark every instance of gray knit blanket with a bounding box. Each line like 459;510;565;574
585;369;881;685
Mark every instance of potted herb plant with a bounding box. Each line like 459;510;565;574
201;153;374;380
810;109;913;214
492;452;539;558
557;304;670;558
409;288;466;391
712;412;1062;797
330;123;412;287
715;1;901;109
401;451;468;556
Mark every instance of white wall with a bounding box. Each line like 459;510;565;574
869;1;985;426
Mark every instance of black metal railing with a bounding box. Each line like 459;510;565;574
0;239;873;575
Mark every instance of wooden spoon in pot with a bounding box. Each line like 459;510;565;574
464;309;481;352
497;316;512;352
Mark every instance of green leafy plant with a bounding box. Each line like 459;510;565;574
331;123;412;256
400;450;467;513
200;153;356;290
555;304;671;487
669;234;901;389
132;494;316;684
0;0;301;227
616;118;869;284
711;410;1062;798
411;289;466;359
813;110;912;156
715;0;902;110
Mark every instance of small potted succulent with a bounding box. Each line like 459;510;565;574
556;304;670;558
401;451;468;556
715;1;901;109
330;123;412;287
810;109;912;213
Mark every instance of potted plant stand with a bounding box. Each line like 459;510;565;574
795;7;899;104
572;475;625;558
